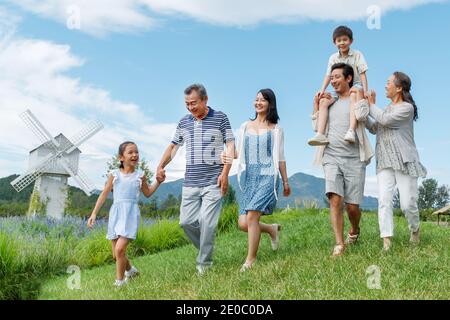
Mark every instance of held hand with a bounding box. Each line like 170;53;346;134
322;92;333;101
87;215;96;228
364;90;370;100
156;167;166;183
217;174;229;196
368;90;376;105
156;173;165;184
315;91;321;99
314;93;320;105
283;182;291;197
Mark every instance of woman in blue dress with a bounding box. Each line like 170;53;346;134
235;89;291;272
87;141;163;286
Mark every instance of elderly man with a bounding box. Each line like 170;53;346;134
157;84;235;274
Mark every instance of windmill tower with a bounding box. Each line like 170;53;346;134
10;110;103;219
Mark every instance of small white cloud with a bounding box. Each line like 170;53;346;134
10;0;158;37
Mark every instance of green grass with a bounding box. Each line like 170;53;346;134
39;209;450;300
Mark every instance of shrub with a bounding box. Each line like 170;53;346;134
218;204;238;234
130;220;188;256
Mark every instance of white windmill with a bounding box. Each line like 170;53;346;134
10;109;103;219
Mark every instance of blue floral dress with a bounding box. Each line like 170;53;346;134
106;169;143;240
239;131;279;215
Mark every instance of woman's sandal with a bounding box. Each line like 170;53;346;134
331;244;345;257
240;261;254;273
271;224;281;251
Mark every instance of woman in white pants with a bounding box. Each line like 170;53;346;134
367;72;426;251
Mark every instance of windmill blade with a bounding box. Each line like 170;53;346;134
59;159;95;196
20;109;60;148
10;154;55;192
66;120;103;153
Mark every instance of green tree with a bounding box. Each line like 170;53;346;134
223;184;236;206
418;178;450;210
160;194;180;211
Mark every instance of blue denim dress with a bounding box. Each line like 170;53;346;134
239;131;279;215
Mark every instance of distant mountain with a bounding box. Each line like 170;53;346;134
1;172;378;209
149;172;378;209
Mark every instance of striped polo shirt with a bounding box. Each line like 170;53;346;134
171;107;235;187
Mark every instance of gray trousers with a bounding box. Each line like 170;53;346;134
179;184;223;266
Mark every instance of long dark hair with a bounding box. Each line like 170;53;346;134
118;141;136;168
393;71;418;121
252;88;280;124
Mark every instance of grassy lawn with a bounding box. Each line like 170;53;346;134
39;210;450;300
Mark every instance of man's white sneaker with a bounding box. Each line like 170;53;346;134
125;266;139;279
344;129;356;143
308;133;329;146
196;265;211;276
410;229;420;245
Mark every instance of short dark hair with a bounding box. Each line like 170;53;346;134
330;63;354;88
333;25;353;42
184;83;207;99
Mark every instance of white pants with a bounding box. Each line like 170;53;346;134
377;168;420;238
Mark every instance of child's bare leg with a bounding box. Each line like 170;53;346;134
312;101;319;117
344;88;363;143
308;95;335;146
317;98;334;135
111;239;117;260
115;236;130;280
349;89;363;131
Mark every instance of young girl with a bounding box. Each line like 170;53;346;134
87;141;163;287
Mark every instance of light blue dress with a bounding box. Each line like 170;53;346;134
239;131;279;215
106;169;143;240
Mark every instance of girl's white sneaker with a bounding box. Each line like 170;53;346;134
125;266;139;279
113;278;128;287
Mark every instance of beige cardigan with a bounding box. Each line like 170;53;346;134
313;99;374;165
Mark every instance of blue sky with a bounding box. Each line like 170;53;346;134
0;0;449;197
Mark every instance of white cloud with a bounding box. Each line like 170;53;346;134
0;12;184;190
9;0;444;36
10;0;157;37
